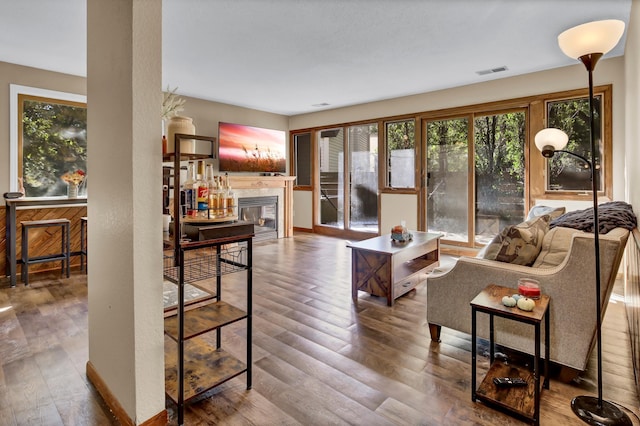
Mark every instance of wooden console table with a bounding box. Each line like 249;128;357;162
348;231;441;306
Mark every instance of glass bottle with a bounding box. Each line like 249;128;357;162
184;161;196;217
195;161;208;218
205;164;216;219
225;173;237;217
217;175;228;218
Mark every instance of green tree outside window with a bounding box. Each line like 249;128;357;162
20;95;87;197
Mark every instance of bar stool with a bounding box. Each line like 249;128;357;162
80;216;88;273
21;219;71;285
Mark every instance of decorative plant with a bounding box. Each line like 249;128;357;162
161;86;186;120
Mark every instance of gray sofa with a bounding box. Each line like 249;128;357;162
426;226;630;379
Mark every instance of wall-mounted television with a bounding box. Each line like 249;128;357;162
218;122;286;173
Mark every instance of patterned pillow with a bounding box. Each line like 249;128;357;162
482;215;550;266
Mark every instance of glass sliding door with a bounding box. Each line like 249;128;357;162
318;128;344;228
348;124;378;232
316;124;379;235
425;118;469;243
474;111;526;244
424;111;526;247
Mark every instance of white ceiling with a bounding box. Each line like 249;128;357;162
0;0;632;116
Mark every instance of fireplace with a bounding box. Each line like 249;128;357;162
238;196;278;241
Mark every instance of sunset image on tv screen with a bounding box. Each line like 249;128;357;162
218;122;286;173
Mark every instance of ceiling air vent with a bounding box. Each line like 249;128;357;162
476;66;508;76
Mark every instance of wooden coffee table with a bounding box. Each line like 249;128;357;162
347;231;441;306
470;284;550;425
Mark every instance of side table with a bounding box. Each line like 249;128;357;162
470;284;550;425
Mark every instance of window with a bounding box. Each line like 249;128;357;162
292;132;312;187
546;94;603;192
289;85;613;244
385;119;415;188
11;85;87;197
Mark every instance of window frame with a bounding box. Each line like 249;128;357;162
383;118;418;190
10;84;87;195
290;131;313;189
540;87;612;198
288;85;614;242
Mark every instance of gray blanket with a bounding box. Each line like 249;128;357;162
550;201;637;233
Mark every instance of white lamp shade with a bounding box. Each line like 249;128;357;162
558;19;625;59
534;128;569;152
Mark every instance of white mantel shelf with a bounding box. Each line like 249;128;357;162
228;175;296;238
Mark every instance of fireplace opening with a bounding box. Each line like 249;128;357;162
238;196;278;241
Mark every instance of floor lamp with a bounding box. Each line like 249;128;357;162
534;19;629;426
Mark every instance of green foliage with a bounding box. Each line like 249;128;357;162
387;120;415;150
474;112;525;185
22;99;87;197
547;96;601;190
426;118;469;172
474;112;525;220
426;113;525;223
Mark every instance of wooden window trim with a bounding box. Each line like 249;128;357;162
290;84;614;237
290;130;313;190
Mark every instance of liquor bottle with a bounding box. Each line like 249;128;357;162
217;175;228;218
205;164;216;218
184;162;196;217
195;161;209;218
225;173;237;217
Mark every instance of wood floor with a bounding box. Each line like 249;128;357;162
1;232;639;425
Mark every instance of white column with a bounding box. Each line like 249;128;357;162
87;0;165;423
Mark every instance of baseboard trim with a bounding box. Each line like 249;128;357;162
292;226;313;233
86;361;168;426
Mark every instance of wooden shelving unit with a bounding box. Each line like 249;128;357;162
164;133;254;425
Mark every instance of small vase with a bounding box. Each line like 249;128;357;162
67;183;79;198
166;116;196;154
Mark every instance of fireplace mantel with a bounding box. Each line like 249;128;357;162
228;175;295;237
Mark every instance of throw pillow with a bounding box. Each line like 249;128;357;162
532;226;582;268
482;215;550;266
526;205;566;221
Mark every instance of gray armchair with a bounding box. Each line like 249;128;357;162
426;227;629;380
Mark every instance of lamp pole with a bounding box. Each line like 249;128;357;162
554;19;630;426
580;52;604;409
